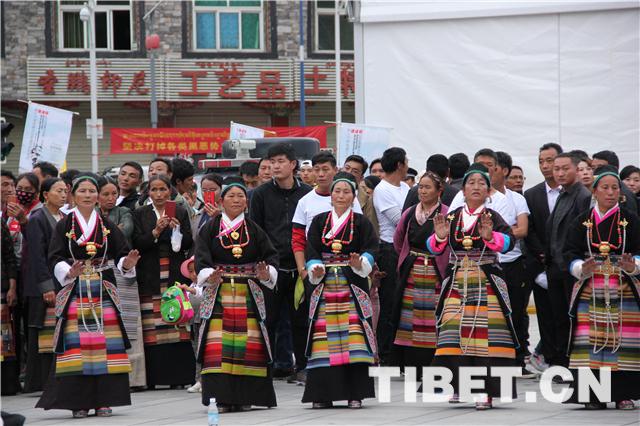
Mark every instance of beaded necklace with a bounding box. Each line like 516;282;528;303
218;219;250;258
321;210;354;254
583;209;623;255
453;206;482;250
581;207;629;354
65;211;109;258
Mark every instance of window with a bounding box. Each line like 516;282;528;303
314;1;354;53
58;0;132;51
193;0;263;51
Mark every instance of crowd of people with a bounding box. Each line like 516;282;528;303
0;142;639;418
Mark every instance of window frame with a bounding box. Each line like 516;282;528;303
57;0;134;52
192;0;265;53
313;0;354;54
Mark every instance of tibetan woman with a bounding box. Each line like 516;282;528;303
302;172;378;409
427;163;517;410
563;166;640;410
36;174;140;418
194;183;279;413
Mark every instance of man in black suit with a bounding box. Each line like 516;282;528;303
524;143;563;371
591;150;638;214
402;154;457;211
545;152;592;367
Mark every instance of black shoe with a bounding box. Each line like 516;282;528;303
584;402;607;410
273;367;294;379
520;367;537;379
552;376;572;384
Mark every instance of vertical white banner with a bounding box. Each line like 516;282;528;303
229;121;265;139
337;122;392;167
19;102;73;173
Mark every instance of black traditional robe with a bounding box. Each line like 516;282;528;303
132;203;194;387
194;214;279;408
132;204;193;296
562;206;640;404
302;210;379;404
36;211;132;411
427;206;518;399
22;207;63;393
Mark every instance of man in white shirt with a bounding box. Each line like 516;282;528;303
372;147;409;363
495;151;533;377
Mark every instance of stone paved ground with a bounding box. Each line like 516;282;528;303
3;315;639;426
4;378;639;426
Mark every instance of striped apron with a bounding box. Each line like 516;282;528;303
201;264;269;378
55;277;130;376
394;250;439;349
307;254;374;369
570;269;640;371
435;254;515;359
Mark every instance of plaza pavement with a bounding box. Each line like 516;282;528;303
2;315;639;426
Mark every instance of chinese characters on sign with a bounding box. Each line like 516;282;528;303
28;58;354;102
110;125;330;154
110;128;225;154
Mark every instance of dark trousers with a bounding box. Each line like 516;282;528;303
273;303;294;371
501;257;531;366
268;270;308;372
531;279;557;363
546;264;573;367
376;242;399;363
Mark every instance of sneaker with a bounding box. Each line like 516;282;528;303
95;407;112;417
348;400;362;409
475;397;493;410
526;353;549;374
287;370;306;385
615;400;636;410
187;381;201;393
295;370;306;385
448;394;460;404
312;401;333;409
72;410;89;418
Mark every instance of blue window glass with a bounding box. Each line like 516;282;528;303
196;12;216;49
219;12;239;49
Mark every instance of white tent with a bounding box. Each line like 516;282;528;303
354;0;640;185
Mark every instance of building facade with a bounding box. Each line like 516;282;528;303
1;0;355;172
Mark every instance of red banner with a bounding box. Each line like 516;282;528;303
110;126;328;154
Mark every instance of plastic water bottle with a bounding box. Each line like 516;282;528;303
208;398;219;426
